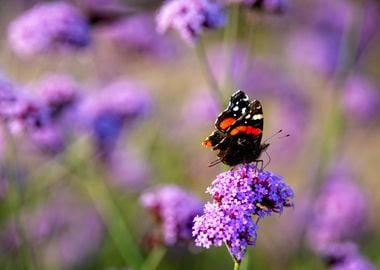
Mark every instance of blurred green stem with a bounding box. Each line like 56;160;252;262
195;40;224;107
234;261;241;270
3;128;38;270
222;5;240;93
140;246;167;270
80;164;144;269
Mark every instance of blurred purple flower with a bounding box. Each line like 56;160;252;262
286;29;340;76
7;1;90;57
79;79;152;158
224;0;288;13
286;0;354;76
28;125;65;154
26;192;104;268
0;221;22;254
107;149;151;192
307;171;369;252
96;13;179;60
322;242;375;270
140;185;203;246
156;0;226;44
1;93;49;135
71;0;130;25
181;89;219;129
193;164;294;262
34;73;80;119
342;74;380;123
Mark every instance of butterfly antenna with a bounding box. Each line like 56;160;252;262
263;149;271;169
208;158;222;167
263;129;290;144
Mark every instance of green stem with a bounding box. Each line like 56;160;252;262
222;5;240;93
234;261;241;270
195;40;224;107
140;246;167;270
3;128;38;270
82;177;143;269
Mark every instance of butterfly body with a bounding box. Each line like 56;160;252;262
202;90;268;167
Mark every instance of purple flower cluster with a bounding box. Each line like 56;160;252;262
26;192;104;268
306;162;374;269
323;242;375;270
34;73;80;119
7;2;90;57
225;0;288;13
307;177;368;251
79;79;152;158
140;185;203;246
96;14;179;60
193;164;294;262
342;74;380;123
156;0;226;44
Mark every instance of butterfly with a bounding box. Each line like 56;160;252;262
202;90;269;167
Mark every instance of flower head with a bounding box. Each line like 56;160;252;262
307;172;369;252
97;14;179;59
224;0;288;13
8;2;90;57
342;74;380;123
140;185;203;246
193;164;294;262
34;73;80;118
322;242;375;270
156;0;226;44
79;79;152;158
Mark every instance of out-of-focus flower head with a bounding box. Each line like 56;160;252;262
181;89;219;130
34;73;80;119
79;79;152;158
193;164;294;262
71;0;130;25
26;192;104;269
28;124;66;154
0;221;22;254
286;0;353;77
7;1;90;57
107;149;151;192
0;92;49;135
96;13;179;60
140;185;203;246
306;166;369;252
321;242;375;270
342;74;380;123
156;0;226;44
225;0;288;14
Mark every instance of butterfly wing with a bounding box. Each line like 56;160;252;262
215;90;251;132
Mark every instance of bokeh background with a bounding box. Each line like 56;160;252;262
0;0;379;269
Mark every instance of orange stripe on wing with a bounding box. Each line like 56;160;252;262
218;117;237;130
230;126;261;136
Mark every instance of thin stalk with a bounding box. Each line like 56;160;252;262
222;5;240;93
195;40;224;107
140;246;167;270
234;261;241;270
74;158;144;269
3;128;39;270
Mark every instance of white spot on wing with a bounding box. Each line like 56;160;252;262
253;114;263;120
233;106;239;111
241;107;246;114
245;113;251;119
